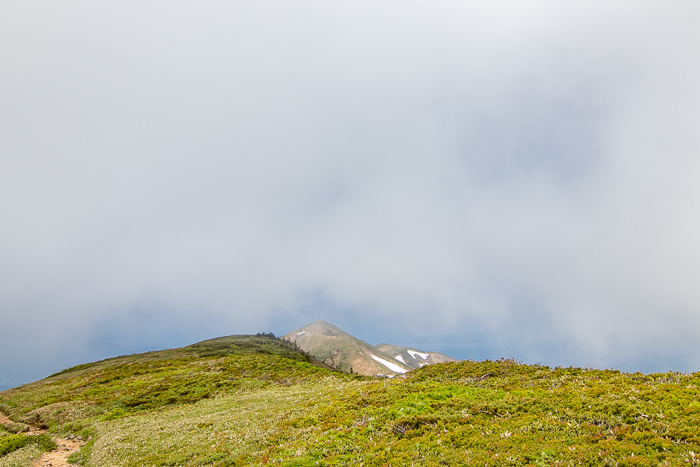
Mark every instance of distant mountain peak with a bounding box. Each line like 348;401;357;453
283;322;456;377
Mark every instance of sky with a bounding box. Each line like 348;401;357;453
1;1;700;389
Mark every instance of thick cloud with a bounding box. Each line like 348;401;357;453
1;1;699;388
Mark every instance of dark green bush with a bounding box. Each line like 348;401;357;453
0;433;56;457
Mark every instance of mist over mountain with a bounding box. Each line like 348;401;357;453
1;2;700;389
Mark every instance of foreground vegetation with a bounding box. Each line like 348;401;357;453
1;335;699;466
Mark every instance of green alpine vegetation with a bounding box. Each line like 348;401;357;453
1;333;700;466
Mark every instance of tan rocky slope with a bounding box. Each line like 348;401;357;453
283;321;456;377
374;343;455;368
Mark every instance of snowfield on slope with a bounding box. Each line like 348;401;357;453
370;354;407;373
408;350;429;360
394;354;406;364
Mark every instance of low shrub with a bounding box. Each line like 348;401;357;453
0;423;29;434
0;433;55;457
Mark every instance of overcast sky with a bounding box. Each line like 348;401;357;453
1;1;699;389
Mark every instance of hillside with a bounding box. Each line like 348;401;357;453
283;321;455;376
2;349;700;466
44;333;329;382
0;333;350;466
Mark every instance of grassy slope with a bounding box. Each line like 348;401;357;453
2;338;700;466
0;334;349;465
44;333;328;382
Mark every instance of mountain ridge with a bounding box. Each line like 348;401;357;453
44;332;332;383
2;327;699;465
283;320;456;376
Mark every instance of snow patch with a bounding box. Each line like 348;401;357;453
394;355;406;364
370;354;407;373
408;350;429;360
296;331;306;336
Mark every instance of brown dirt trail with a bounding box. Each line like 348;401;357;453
30;438;82;467
1;412;82;466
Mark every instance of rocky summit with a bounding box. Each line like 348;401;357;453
283;320;455;377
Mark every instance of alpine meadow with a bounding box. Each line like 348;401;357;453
2;332;700;466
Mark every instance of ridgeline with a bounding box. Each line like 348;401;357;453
1;332;699;466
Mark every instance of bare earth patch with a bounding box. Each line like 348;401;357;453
30;438;81;467
2;411;83;467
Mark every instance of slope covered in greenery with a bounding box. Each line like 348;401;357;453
2;335;700;466
45;333;327;381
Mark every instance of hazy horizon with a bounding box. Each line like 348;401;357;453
2;1;700;389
